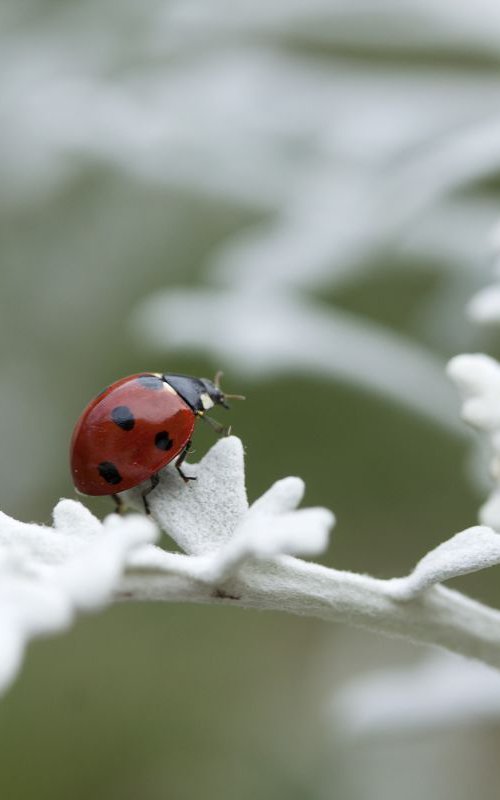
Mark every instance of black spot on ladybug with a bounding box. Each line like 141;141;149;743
111;405;135;431
155;431;173;451
137;375;163;390
98;461;122;485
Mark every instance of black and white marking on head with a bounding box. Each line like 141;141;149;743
200;392;215;410
111;405;135;431
137;375;164;390
154;430;174;451
98;461;123;485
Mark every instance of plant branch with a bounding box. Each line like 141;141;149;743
119;555;500;670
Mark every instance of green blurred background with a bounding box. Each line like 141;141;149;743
2;1;500;798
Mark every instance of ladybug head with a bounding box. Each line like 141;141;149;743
162;371;245;414
199;378;228;409
199;371;245;411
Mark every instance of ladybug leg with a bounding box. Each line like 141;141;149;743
141;472;160;515
175;440;197;484
111;493;124;515
199;412;231;437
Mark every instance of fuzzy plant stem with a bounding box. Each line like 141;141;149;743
120;558;500;669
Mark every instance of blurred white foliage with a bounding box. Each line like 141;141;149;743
468;225;500;324
163;0;500;55
4;7;500;214
3;0;500;436
134;289;464;434
448;353;500;530
333;652;500;738
0;501;156;694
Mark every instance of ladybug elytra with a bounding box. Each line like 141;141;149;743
70;371;244;513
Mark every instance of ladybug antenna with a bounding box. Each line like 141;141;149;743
224;393;246;401
213;370;246;402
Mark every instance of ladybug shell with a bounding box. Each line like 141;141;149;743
70;373;195;495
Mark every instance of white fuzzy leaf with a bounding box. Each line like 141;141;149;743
447;353;500;430
0;499;102;567
248;476;305;515
126;456;334;586
0;501;156;694
387;525;500;600
124;436;248;555
200;506;334;584
468;284;500;324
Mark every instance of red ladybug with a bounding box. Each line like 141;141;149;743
70;371;244;513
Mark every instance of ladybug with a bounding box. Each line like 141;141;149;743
70;371;244;513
